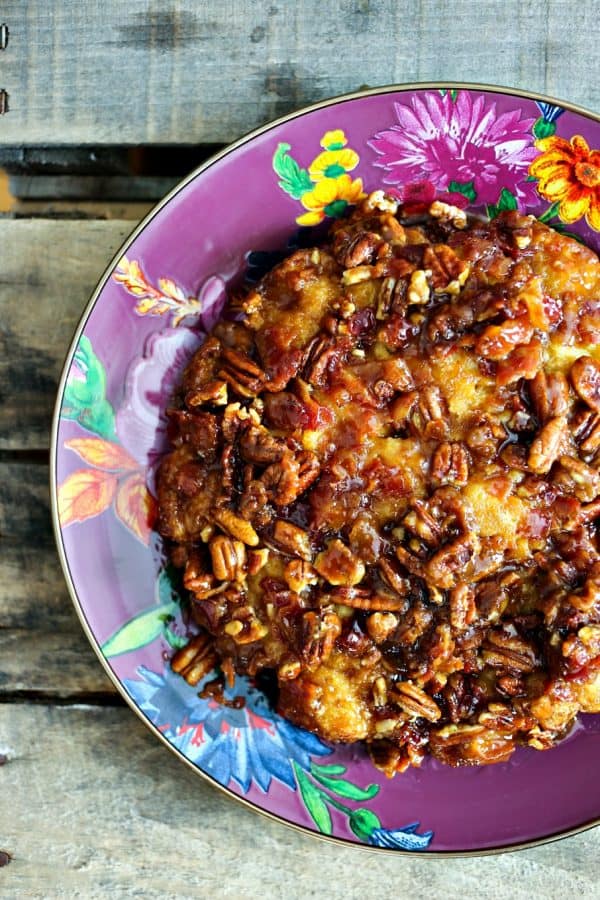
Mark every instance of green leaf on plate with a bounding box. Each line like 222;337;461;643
310;762;347;776
349;808;381;841
487;188;518;219
293;762;333;835
311;772;380;801
533;116;556;140
272;143;314;200
448;179;477;202
101;599;178;658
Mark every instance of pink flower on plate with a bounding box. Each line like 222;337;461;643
370;91;538;206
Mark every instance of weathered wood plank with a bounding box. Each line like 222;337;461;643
0;461;115;696
1;1;599;145
0;703;599;898
0;219;133;449
0;629;116;697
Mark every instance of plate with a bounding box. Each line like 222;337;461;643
51;83;600;855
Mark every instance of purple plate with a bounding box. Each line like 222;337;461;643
51;83;600;855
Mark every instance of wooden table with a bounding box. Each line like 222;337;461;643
2;3;600;897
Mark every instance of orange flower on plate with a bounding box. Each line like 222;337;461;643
530;135;600;230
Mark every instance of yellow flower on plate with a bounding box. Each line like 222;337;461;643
309;129;360;181
530;134;600;230
296;174;365;226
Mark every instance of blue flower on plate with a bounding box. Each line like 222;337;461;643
535;101;565;124
124;664;331;793
368;823;434;850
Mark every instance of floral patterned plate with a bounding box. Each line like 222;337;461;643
51;84;600;855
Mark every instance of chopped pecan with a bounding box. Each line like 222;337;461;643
363;190;399;214
186;379;228;407
372;676;388;707
571;355;600;412
393;681;442;722
273;520;313;561
423;244;469;295
209;535;246;582
284;559;318;593
555;455;600;502
366;612;399;643
224;607;269;644
213;507;260;546
476;315;533;360
247;547;270;575
314;538;365;586
431;442;469;487
171;633;218;686
528;415;568;474
402;501;441;545
428;200;467;229
407;269;430;305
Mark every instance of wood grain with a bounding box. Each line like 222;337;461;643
0;219;133;449
0;703;598;899
1;1;599;145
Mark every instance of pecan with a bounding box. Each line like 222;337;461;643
466;416;506;460
379;558;412;595
372;676;388;707
426;537;476;590
314;538;365;586
301;611;341;667
528;415;568;474
402;501;441;545
213;507;260;546
273;520;312;560
571;355;600;412
423;244;469;295
284;559;318;593
218;347;265;398
393;681;442;722
247;547;270;575
573;408;600;455
528;370;569;422
209;535;246;582
428;200;467;229
330;586;406;612
366;612;399;643
240;424;286;465
186;379;228;407
183;553;224;600
171;633;218;686
431;441;469;487
407;269;430;305
338;231;381;268
555;455;600;502
342;264;375;285
476;315;533;360
410;385;449;440
182;336;221;395
238;479;272;526
363;190;399;214
449;584;477;632
376;277;406;320
224;608;269;644
482;629;540;672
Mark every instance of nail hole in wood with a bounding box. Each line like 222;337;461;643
0;24;8;50
0;90;9;115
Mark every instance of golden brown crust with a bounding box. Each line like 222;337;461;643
157;194;600;775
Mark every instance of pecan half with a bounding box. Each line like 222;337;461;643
482;630;540;673
528;416;568;474
218;347;265;398
301;611;341;667
423;244;469;295
240;424;286;464
555;455;600;502
573;409;600;456
213;507;260;546
209;535;246;582
366;612;399;643
528;370;569;422
284;559;318;593
171;633;218;686
410;385;449;440
571;355;600;412
330;586;407;612
393;681;442;722
431;442;469;487
449;584;476;633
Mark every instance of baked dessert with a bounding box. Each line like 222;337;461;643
157;192;600;775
